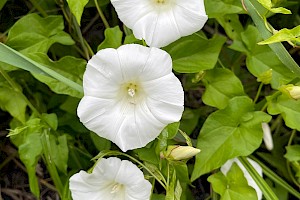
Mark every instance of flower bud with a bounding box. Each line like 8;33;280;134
262;123;273;151
257;69;272;84
161;145;200;161
280;84;300;100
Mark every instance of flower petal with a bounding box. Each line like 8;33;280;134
78;44;184;151
111;0;208;47
69;157;151;200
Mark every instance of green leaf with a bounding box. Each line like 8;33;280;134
216;14;244;41
243;0;300;79
179;108;201;135
0;43;83;93
66;0;89;25
0;0;7;10
204;0;244;18
90;132;111;151
231;25;296;89
258;25;300;45
97;26;123;50
285;145;300;162
10;118;44;198
41;113;58;130
191;96;271;181
165;34;226;73
0;86;27;123
267;94;300;131
208;163;257;200
48;134;69;174
202;68;245;109
257;0;291;14
28;53;85;98
6;13;74;54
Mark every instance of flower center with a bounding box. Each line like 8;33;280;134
111;183;124;194
126;83;138;98
156;0;166;3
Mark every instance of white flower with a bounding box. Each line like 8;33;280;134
77;44;184;152
221;158;263;200
262;123;273;151
111;0;208;48
69;157;152;200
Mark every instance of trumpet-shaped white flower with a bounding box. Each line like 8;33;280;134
262;123;273;151
77;44;184;152
69;157;152;200
111;0;208;48
221;158;263;200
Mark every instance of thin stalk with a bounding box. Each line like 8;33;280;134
254;82;264;104
94;0;110;29
28;0;48;17
0;151;18;171
41;130;64;197
286;130;300;188
72;16;90;60
250;155;300;199
239;157;279;200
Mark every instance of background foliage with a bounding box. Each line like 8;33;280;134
0;0;299;199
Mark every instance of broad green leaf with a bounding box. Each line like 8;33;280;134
0;0;7;10
28;53;85;98
204;0;244;18
66;0;89;25
151;194;165;200
0;86;27;123
216;14;244;41
208;163;257;200
90;132;111;151
0;42;83;93
267;94;300;131
97;26;123;50
202;68;245;109
165;34;226;73
6;13;74;54
48;134;69;174
191;96;271;180
41;113;58;130
257;0;291;14
258;25;300;45
135;142;159;165
231;25;296;89
179;108;201;135
285;145;300;162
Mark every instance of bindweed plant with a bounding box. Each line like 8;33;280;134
0;0;299;199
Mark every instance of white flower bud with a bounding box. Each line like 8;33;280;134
262;123;273;151
162;145;201;161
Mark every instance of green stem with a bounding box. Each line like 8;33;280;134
250;155;300;199
72;16;90;60
28;0;48;17
94;0;110;29
238;157;279;200
0;151;18;171
41;130;64;197
286;130;300;188
254;82;264;104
